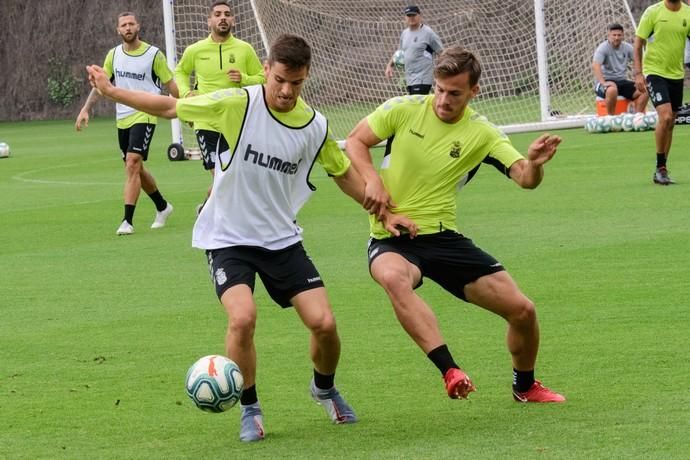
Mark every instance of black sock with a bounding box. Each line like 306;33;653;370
313;369;335;390
147;190;167;212
427;344;459;376
656;153;667;169
512;369;535;393
124;204;136;224
240;384;258;406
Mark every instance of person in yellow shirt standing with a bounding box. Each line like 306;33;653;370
76;12;178;235
175;0;265;209
634;0;690;185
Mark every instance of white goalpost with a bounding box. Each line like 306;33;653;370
162;0;636;157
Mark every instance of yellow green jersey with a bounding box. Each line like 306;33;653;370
175;35;264;132
103;41;174;129
366;95;523;239
636;2;690;79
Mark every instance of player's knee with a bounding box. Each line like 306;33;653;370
124;157;143;175
605;86;619;98
658;111;675;127
308;310;337;337
228;311;257;338
375;268;414;297
508;298;537;327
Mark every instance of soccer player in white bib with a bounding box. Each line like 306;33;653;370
75;12;178;235
86;34;416;442
348;46;566;404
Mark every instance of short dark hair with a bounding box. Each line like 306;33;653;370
117;11;138;24
210;1;233;14
434;46;481;86
268;34;311;71
608;23;624;32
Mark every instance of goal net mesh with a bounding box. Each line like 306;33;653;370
168;0;634;141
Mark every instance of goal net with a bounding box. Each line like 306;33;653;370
163;0;635;152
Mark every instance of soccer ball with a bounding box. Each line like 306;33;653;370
632;112;649;132
595;116;612;133
584;117;598;133
609;115;624;132
0;142;9;158
392;49;405;70
621;113;635;132
185;355;244;413
643;112;658;130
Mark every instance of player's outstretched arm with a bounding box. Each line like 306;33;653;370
345;118;395;219
86;65;178;119
509;134;561;189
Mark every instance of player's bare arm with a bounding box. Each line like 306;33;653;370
632;36;646;93
75;88;101;131
165;79;180;98
86;65;178;119
509;134;561;189
592;62;610;89
345;118;395;218
333;164;418;237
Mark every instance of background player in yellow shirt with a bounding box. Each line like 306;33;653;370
633;0;690;185
347;46;565;403
75;12;178;235
175;0;264;207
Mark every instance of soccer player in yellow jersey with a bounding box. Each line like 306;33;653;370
633;0;690;185
175;0;265;206
86;34;416;442
75;12;178;235
346;46;566;403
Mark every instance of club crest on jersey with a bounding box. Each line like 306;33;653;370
449;141;462;158
228;53;236;64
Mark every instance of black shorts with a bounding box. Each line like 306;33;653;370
367;230;505;301
407;84;432;95
646;75;684;112
118;123;156;161
594;79;636;100
195;129;229;171
206;243;325;308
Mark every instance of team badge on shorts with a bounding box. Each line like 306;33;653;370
215;268;228;286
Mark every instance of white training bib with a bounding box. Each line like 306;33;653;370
112;44;162;120
193;84;328;250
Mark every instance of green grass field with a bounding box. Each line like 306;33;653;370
1;118;689;459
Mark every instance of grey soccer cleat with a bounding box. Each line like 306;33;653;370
310;379;358;424
653;167;675;185
239;403;265;442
